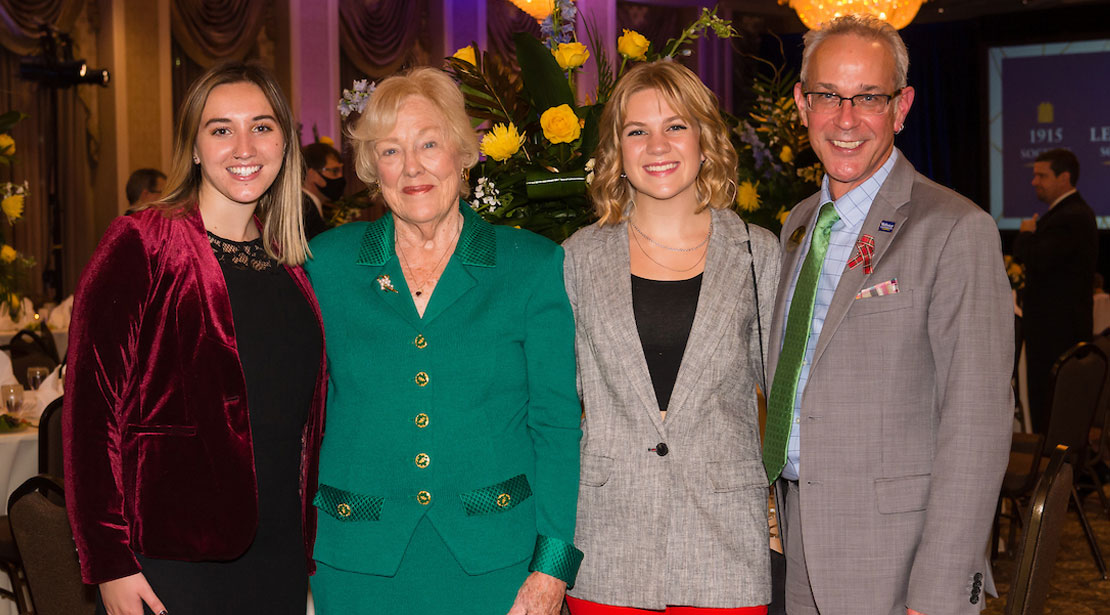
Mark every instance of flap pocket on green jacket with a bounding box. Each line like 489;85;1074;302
313;484;383;522
707;459;768;492
459;474;532;516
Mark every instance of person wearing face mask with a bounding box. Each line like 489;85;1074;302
302;142;346;239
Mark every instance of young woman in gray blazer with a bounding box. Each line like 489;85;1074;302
562;61;779;614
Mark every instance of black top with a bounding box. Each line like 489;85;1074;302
111;234;321;614
632;273;702;411
303;192;329;240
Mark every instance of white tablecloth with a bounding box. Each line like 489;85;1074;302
0;428;37;615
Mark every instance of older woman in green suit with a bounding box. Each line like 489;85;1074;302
305;67;582;615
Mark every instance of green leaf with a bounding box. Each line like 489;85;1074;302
0;111;26;134
577;104;604;160
514;32;574;115
583;18;615;104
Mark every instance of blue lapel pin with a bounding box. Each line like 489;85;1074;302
879;220;896;233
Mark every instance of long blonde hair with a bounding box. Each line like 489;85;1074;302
589;61;738;226
141;61;309;265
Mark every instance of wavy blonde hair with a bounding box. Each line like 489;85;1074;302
349;67;479;198
141;61;309;265
589;60;738;226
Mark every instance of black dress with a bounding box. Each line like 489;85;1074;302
98;234;321;615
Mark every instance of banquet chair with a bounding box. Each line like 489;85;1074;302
0;522;28;613
1005;445;1072;615
1086;330;1110;518
7;475;95;615
995;341;1108;578
1;328;59;388
37;396;64;481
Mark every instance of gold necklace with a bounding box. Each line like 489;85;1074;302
630;223;709;273
629;217;711;252
396;223;460;297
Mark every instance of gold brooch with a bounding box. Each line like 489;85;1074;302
376;274;398;293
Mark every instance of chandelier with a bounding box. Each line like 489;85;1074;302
507;0;555;22
779;0;928;30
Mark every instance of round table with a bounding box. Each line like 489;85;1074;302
0;428;37;615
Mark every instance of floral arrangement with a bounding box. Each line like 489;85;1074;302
730;46;823;234
0;111;35;317
332;4;820;241
443;4;738;242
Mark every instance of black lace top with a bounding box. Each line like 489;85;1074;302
208;232;281;273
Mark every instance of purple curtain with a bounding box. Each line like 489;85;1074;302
339;0;425;79
170;0;266;67
0;0;82;54
487;0;541;65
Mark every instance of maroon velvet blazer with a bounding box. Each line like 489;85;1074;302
62;207;327;585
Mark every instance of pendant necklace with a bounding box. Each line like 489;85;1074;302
396;222;460;298
629;217;711;252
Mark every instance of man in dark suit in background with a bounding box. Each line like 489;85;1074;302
1013;148;1098;434
301;142;345;240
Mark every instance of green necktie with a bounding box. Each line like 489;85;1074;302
763;202;839;483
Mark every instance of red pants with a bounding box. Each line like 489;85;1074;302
565;596;769;615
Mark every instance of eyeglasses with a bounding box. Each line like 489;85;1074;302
803;89;902;115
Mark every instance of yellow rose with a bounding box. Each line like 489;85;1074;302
777;206;791;226
1;194;23;222
453;45;477;66
736;180;761;212
552;42;590;70
0;245;15;264
779;145;793;164
540;104;581;144
0;134;13;156
617;29;650;61
481;123;524;162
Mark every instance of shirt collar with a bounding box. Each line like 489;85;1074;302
1049;188;1077;210
356;199;497;267
820;148;899;229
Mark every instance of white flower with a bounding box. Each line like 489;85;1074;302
338;80;377;118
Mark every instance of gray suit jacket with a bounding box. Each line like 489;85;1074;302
769;152;1014;615
564;208;779;609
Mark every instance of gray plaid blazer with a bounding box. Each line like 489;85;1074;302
563;208;779;609
769;151;1014;615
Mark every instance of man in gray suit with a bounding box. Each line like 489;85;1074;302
763;15;1014;615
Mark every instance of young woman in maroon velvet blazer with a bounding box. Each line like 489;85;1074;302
63;62;327;615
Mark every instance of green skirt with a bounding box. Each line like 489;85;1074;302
313;517;529;614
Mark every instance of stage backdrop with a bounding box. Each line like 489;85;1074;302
989;39;1110;229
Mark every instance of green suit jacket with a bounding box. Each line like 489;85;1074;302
305;202;583;585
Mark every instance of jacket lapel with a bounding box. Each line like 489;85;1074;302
589;222;665;430
420;205;493;324
354;202;494;326
355;214;422;326
666;209;744;422
811;153;914;368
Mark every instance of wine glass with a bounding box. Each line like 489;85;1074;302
1;384;23;418
26;367;50;391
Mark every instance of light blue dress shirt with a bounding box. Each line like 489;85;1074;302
779;150;898;481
